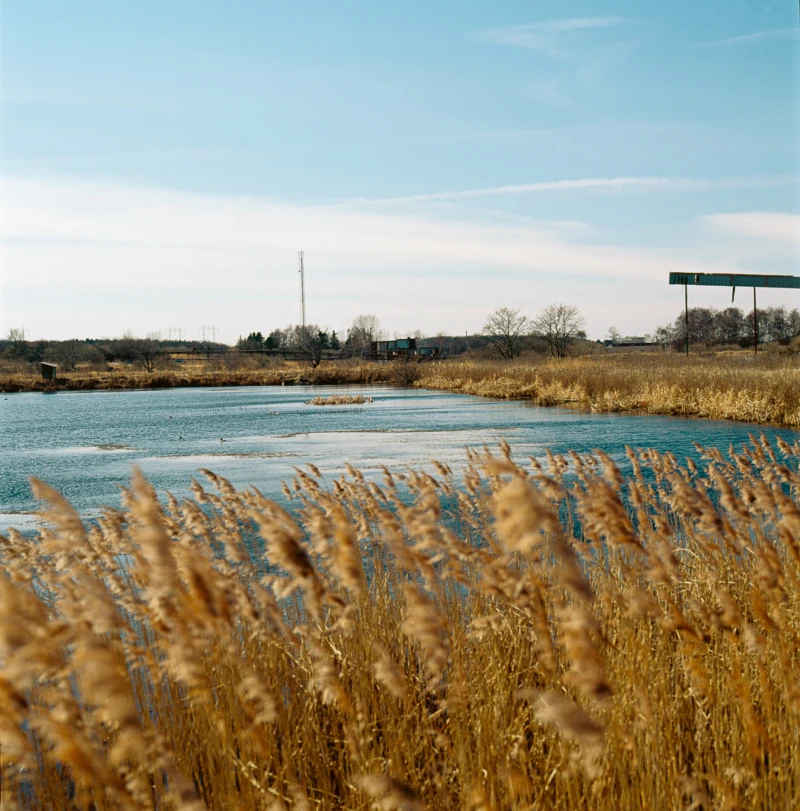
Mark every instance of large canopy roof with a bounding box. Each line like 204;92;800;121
669;273;800;289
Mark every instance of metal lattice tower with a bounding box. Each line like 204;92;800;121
299;251;306;332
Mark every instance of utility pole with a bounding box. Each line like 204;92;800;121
684;283;689;356
753;288;758;356
299;251;306;334
202;326;219;343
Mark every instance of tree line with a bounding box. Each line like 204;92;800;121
655;305;800;350
236;314;387;368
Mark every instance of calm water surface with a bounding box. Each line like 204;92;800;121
2;385;798;531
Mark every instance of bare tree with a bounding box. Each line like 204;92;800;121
120;331;164;372
482;307;530;360
6;328;27;358
345;314;383;356
48;339;84;370
532;303;585;358
607;327;622;344
286;324;330;368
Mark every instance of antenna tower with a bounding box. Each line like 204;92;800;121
298;251;306;332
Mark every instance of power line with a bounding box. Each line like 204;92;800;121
202;326;219;343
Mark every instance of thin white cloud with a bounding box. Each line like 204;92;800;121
412;127;560;143
697;28;800;48
1;175;794;341
699;212;800;244
476;17;639;58
356;174;797;206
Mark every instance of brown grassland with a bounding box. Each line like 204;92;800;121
1;352;799;427
2;437;800;809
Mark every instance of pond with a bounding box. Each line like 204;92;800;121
2;384;798;532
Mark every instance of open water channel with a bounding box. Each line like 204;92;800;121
2;384;799;532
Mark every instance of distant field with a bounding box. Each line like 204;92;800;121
2;352;799;427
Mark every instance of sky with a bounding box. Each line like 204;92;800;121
1;0;798;343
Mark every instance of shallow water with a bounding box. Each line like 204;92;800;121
2;384;798;531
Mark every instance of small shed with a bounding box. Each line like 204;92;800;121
40;362;58;381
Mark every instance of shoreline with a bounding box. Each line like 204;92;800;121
2;355;799;429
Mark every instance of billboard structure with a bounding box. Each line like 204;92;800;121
668;272;800;355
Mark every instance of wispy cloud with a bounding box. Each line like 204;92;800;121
697;28;800;48
477;17;639;58
357;175;797;206
412;127;560;143
523;76;579;110
699;212;800;244
2;174;766;340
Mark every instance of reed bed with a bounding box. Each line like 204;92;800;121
0;363;393;393
3;353;799;427
307;394;374;406
2;437;800;809
419;354;800;427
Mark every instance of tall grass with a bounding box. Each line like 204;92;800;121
2;437;800;808
3;354;799;427
420;354;800;426
0;362;394;393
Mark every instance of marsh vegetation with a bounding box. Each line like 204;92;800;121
3;353;798;427
1;437;799;808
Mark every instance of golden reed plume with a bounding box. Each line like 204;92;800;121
1;436;800;808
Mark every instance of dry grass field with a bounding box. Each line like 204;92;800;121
2;437;800;809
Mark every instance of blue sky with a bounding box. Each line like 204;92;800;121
1;0;798;341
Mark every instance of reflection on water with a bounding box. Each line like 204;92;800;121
2;384;798;531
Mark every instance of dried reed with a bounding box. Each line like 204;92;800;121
306;394;373;406
1;437;800;809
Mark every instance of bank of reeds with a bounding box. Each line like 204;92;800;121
2;353;800;427
420;354;800;427
307;394;373;405
0;363;393;393
2;437;800;809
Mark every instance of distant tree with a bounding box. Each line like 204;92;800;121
237;332;266;351
715;308;745;345
482;307;530;360
265;329;285;349
5;328;26;358
790;309;800;338
345;314;383;356
764;306;793;344
671;307;716;350
286;324;330;367
47;339;84;370
120;331;164;373
743;308;770;347
607;327;622;344
532;303;584;359
655;325;673;348
329;331;341;351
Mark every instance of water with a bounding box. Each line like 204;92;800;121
2;384;798;532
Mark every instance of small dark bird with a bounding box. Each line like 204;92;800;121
220;438;226;442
